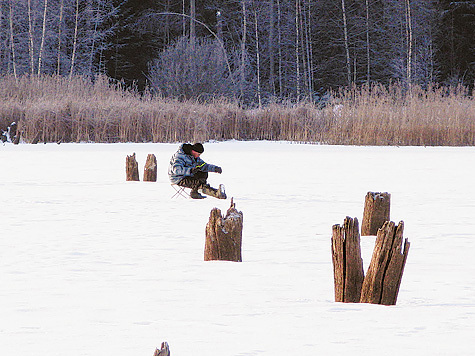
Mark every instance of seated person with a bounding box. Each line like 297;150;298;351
168;142;226;199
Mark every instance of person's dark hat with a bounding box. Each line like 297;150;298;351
182;143;193;155
191;143;204;153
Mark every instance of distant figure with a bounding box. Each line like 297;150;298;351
0;130;7;143
1;122;17;143
168;142;226;199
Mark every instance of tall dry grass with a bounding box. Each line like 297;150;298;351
1;75;474;145
323;83;475;146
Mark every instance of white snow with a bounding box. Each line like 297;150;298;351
1;141;474;356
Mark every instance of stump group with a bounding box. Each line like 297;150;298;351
332;216;410;305
125;153;157;182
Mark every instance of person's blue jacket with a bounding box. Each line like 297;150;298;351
168;143;218;184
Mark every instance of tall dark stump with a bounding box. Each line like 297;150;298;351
360;221;410;305
331;217;365;303
362;192;391;236
126;153;140;181
143;154;157;182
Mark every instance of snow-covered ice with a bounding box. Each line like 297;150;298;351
1;141;474;355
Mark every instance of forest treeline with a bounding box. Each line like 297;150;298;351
1;75;474;146
0;0;474;104
1;1;474;146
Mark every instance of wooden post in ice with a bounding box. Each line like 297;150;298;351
360;221;410;305
153;342;170;356
126;153;140;181
361;192;391;236
205;198;243;262
331;217;365;303
143;154;157;182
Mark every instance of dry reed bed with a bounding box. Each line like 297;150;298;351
1;75;474;145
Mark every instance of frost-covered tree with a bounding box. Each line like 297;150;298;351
148;37;235;100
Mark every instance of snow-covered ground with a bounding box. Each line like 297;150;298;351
1;141;474;356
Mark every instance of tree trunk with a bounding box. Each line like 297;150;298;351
341;0;351;87
88;1;99;76
0;4;3;70
405;0;413;85
268;0;276;96
38;0;48;76
361;192;391;236
205;199;243;262
240;0;247;99
360;221;410;305
165;0;171;44
69;0;80;79
27;0;35;75
126;153;140;181
276;0;283;96
298;0;308;96
182;0;186;37
57;0;64;75
365;0;370;84
217;8;223;41
304;1;313;97
8;0;17;78
254;6;261;108
331;217;365;302
143;154;157;182
190;0;196;44
295;0;301;99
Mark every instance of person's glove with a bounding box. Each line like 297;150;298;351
215;166;222;174
191;163;205;174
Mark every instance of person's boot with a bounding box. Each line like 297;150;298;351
190;189;206;199
202;184;226;199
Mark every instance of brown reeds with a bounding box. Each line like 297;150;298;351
1;75;474;145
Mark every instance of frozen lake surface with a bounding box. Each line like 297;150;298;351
1;141;474;355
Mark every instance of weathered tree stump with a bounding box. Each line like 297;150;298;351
153;342;170;356
361;192;391;236
331;217;365;302
143;154;157;182
204;198;243;262
360;221;410;305
126;153;140;181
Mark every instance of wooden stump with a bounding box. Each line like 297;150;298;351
331;217;365;302
153;342;170;356
204;198;243;262
143;154;157;182
361;192;391;236
126;153;140;181
360;221;410;305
